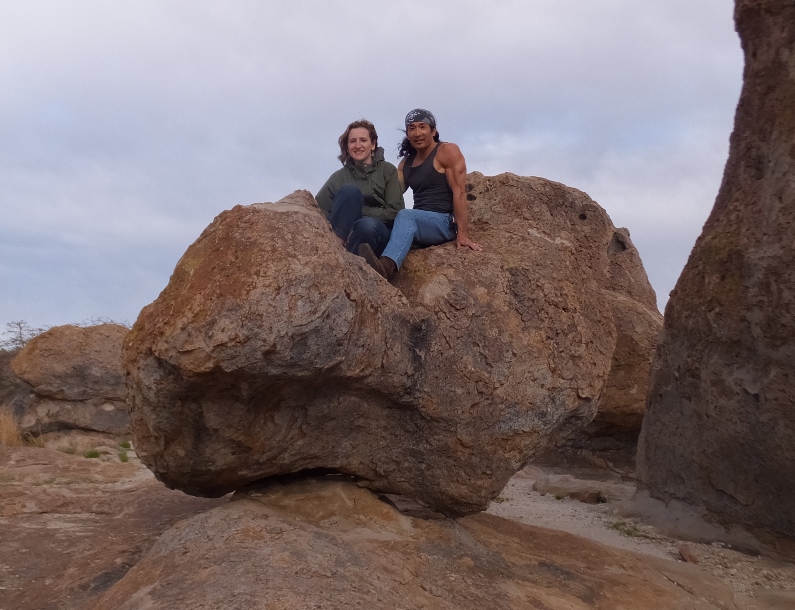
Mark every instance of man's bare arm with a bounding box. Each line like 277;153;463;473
437;143;482;251
397;158;408;193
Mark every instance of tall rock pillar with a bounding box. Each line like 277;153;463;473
637;0;795;538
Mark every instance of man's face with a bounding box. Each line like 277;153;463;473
406;121;436;150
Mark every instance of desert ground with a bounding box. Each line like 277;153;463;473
2;433;794;609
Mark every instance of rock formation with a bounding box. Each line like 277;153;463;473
543;275;663;468
638;0;795;539
124;173;660;516
94;478;739;610
10;324;130;436
0;445;223;609
0;350;26;409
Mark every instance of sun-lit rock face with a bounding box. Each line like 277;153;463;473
638;0;795;538
124;173;659;516
93;478;739;610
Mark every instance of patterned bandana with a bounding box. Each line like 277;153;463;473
404;108;436;129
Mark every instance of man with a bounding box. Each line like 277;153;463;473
360;109;482;280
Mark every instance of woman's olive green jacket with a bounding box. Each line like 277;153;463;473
315;147;404;224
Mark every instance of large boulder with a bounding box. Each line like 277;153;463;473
10;324;130;436
596;292;662;432
539;292;663;470
638;0;795;538
124;173;659;515
94;479;739;610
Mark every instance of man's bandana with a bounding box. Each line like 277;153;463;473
405;108;437;129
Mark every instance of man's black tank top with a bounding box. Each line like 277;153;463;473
404;143;454;214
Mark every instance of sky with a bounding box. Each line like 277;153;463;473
0;1;743;329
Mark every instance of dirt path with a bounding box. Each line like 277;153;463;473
487;464;795;608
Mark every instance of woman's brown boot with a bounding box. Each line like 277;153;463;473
359;244;398;281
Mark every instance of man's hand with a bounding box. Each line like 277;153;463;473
456;234;483;251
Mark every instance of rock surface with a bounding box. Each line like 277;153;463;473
0;350;26;408
595;292;662;432
4;445;794;610
124;174;659;515
12;324;128;401
638;0;795;539
94;478;742;610
532;472;634;504
0;445;223;610
8;324;130;436
539;291;663;471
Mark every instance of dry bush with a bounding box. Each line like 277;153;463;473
0;411;24;447
0;320;49;351
0;411;43;447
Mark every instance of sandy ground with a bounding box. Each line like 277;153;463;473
487;463;795;607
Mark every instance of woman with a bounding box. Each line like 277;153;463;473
315;120;404;257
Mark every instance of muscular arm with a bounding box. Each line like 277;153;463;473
436;143;482;251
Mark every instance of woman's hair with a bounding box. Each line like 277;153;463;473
338;120;378;165
397;130;441;158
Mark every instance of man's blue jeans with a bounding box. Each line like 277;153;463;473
381;208;456;269
331;184;391;256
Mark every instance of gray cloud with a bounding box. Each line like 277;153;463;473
0;0;742;325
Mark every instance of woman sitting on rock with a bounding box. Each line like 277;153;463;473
315;120;404;258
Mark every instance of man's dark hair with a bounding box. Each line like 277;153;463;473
338;120;378;165
397;130;441;158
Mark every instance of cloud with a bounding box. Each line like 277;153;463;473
0;0;743;324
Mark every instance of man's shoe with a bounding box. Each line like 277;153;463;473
380;256;398;281
358;244;398;281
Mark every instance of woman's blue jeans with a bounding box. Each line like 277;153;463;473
331;184;391;256
381;208;456;269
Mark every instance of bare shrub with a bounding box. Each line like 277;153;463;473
76;316;131;328
0;320;49;351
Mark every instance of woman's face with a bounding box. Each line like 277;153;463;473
347;127;376;164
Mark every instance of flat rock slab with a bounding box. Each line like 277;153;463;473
95;478;743;610
0;446;224;610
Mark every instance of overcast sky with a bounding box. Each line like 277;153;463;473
1;1;743;329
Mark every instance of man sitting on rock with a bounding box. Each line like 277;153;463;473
359;109;482;280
